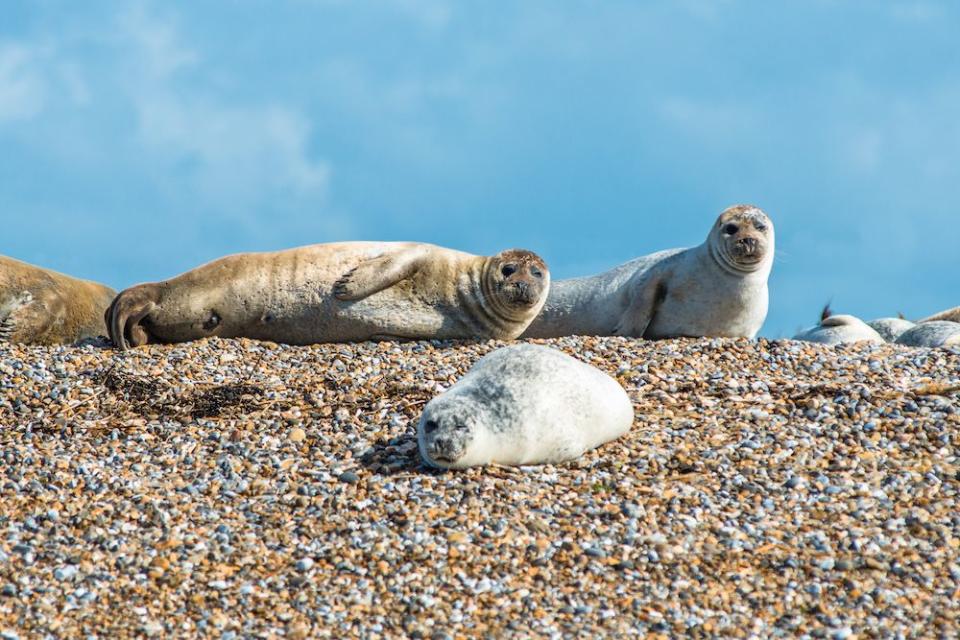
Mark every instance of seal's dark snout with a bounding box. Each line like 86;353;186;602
431;437;457;459
735;237;759;257
507;280;534;305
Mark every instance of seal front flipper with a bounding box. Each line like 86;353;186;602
614;274;667;338
333;245;430;301
0;291;34;342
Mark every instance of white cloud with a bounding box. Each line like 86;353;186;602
1;4;331;218
115;4;331;209
391;0;453;30
0;44;47;122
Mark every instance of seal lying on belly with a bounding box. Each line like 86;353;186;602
895;321;960;348
522;204;773;339
919;306;960;324
106;242;549;349
417;344;633;469
792;305;884;346
867;317;915;342
1;255;116;345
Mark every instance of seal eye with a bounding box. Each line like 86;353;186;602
454;424;469;432
501;264;517;277
424;420;439;434
202;312;221;331
753;221;767;232
530;268;543;279
723;223;739;235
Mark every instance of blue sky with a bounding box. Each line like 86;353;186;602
2;1;958;337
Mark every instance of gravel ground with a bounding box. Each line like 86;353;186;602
0;336;959;639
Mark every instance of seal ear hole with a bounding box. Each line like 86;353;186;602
723;223;739;235
424;420;439;434
500;264;517;277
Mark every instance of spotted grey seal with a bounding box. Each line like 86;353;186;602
866;317;915;342
895;321;960;348
522;205;773;339
417;344;633;469
106;242;549;349
1;255;115;345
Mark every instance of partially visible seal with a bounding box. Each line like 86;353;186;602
867;317;915;342
1;255;115;345
792;305;883;346
895;321;960;348
417;344;633;469
522;204;773;339
107;242;549;349
919;306;960;324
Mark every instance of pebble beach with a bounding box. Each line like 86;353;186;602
1;336;958;638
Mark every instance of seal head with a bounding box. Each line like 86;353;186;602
483;249;549;317
417;395;496;469
708;205;774;275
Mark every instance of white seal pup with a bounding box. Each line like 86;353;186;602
522;204;773;339
792;306;884;346
919;306;960;324
107;242;549;349
417;344;634;469
1;255;116;345
867;317;915;342
895;321;960;348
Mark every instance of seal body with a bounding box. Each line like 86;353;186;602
895;321;960;348
867;317;915;342
919;306;960;324
522;205;773;339
793;314;884;346
417;344;633;469
1;255;115;345
107;242;549;349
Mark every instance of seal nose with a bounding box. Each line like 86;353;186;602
735;237;759;256
508;280;533;305
431;436;455;458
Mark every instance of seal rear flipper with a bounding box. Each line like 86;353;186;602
106;285;159;350
333;245;429;301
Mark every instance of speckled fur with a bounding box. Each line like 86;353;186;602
867;317;916;342
522;205;773;339
417;344;633;469
0;256;115;345
106;242;549;349
895;321;960;348
919;306;960;324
